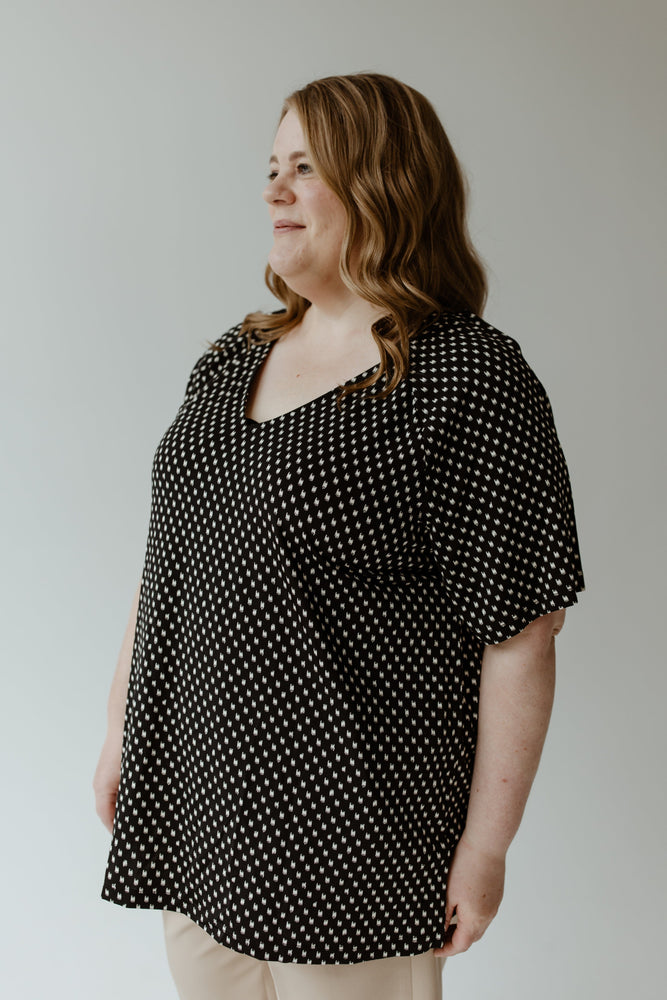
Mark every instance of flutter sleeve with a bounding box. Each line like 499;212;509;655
414;322;586;645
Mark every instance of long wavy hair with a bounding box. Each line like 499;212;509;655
230;72;488;406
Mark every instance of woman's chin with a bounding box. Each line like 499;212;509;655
269;251;299;276
268;257;309;293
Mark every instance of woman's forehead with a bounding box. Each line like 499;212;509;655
271;110;308;158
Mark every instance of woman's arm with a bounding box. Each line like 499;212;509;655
104;577;142;732
434;608;564;958
92;578;142;833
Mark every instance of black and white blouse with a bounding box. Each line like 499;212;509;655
101;309;585;964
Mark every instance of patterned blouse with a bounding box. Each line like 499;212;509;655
101;309;586;963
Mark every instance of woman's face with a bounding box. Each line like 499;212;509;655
263;110;348;294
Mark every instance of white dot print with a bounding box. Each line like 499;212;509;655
101;309;585;963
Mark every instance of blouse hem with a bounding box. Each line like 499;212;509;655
101;893;447;965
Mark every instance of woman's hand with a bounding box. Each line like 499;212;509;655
433;833;506;958
93;730;124;834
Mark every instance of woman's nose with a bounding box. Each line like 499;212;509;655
262;175;296;205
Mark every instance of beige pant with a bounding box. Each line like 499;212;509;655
162;909;447;1000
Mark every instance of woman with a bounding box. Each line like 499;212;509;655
94;72;585;1000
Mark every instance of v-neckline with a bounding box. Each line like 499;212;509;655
242;339;383;427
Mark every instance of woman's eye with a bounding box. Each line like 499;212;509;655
266;163;312;181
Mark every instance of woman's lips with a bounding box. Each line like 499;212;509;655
273;222;305;232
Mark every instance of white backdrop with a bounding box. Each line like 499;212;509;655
1;1;665;997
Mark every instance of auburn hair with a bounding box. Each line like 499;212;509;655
230;72;488;406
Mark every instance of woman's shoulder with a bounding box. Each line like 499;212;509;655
411;309;527;379
208;318;251;356
181;319;250;405
410;309;551;429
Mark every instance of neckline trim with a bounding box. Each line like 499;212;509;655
242;339;383;427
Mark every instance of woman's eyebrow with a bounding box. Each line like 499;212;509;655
269;150;308;165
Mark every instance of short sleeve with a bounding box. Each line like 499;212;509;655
416;329;586;645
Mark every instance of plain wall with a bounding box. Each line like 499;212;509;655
1;1;665;997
